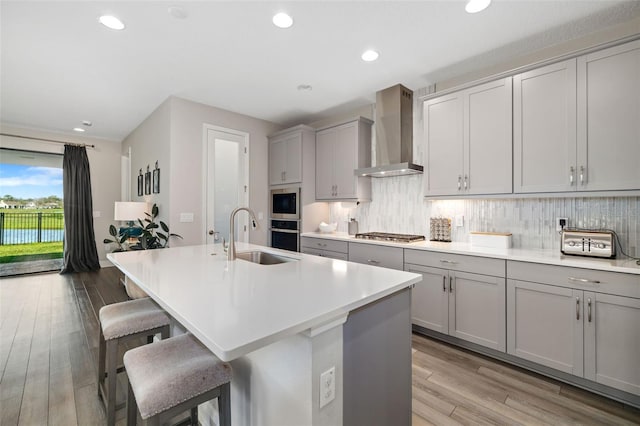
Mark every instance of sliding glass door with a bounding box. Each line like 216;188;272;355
0;148;64;276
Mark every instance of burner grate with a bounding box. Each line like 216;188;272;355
354;232;425;243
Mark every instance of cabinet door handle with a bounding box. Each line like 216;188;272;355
576;297;580;320
569;166;575;185
464;175;468;190
588;298;592;322
367;259;380;264
440;260;458;265
449;276;453;293
580;165;585;185
442;275;446;292
457;175;462;190
568;277;601;284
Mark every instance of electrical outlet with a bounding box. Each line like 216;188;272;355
556;217;568;232
319;366;335;408
455;215;464;227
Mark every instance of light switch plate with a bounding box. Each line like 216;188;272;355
93;211;101;218
455;215;464;227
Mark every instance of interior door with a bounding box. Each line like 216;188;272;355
204;126;249;245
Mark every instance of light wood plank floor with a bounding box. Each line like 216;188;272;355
1;267;639;425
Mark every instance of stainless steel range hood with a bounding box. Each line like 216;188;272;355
355;84;423;178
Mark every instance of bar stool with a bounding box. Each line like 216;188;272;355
98;297;171;426
124;332;232;426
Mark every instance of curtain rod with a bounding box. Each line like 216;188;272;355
0;132;96;149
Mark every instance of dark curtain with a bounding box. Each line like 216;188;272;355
60;145;100;273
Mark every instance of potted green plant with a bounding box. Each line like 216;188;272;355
136;203;183;249
104;203;182;251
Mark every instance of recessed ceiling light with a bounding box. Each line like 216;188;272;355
73;127;86;133
465;0;491;13
99;15;125;30
361;50;379;62
272;12;293;29
297;84;312;91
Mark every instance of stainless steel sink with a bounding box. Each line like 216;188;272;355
235;250;296;265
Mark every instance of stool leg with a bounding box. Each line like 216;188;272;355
106;339;118;426
160;324;170;340
127;380;137;426
190;406;198;425
218;382;231;426
98;328;106;398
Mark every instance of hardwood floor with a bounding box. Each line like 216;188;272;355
1;267;639;425
411;335;640;425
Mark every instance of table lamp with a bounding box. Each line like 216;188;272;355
114;201;149;240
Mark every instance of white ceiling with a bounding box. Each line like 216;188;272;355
2;1;639;142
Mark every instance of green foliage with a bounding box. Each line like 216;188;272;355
0;210;64;229
104;203;182;251
137;203;183;249
0;241;63;264
102;224;128;252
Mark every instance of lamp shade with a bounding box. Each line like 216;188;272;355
114;201;149;222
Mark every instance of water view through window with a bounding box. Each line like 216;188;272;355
0;149;64;275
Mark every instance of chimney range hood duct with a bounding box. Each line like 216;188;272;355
355;84;423;178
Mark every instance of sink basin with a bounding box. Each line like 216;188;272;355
236;250;296;265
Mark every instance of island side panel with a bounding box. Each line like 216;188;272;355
343;287;412;426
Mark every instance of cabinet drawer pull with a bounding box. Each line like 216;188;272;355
588;298;592;322
367;259;380;264
449;276;453;293
442;275;446;292
440;260;458;265
317;242;327;247
576;297;580;320
568;277;600;284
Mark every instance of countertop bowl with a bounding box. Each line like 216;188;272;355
319;222;337;233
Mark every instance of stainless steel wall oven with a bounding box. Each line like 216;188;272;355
270;220;299;252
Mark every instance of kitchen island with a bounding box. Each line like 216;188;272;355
107;242;421;426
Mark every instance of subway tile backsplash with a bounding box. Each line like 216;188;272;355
329;175;639;257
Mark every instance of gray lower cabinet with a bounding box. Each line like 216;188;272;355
347;242;403;270
300;236;348;260
507;261;640;396
405;250;506;352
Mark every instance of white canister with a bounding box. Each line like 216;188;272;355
348;218;359;235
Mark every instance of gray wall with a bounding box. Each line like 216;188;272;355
122;96;282;247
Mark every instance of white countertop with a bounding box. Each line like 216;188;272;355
301;232;640;275
107;243;422;361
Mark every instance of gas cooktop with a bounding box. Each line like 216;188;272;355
354;232;426;243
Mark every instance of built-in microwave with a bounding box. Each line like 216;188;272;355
270;187;300;220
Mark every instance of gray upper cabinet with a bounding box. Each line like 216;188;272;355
424;77;512;197
514;59;577;193
269;128;303;185
514;39;640;194
315;117;372;201
577;40;640;192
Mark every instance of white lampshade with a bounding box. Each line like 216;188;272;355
114;201;149;222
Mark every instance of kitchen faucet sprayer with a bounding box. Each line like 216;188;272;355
228;207;259;261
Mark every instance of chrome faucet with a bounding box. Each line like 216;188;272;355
228;207;259;261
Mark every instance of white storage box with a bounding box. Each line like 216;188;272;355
470;232;512;249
